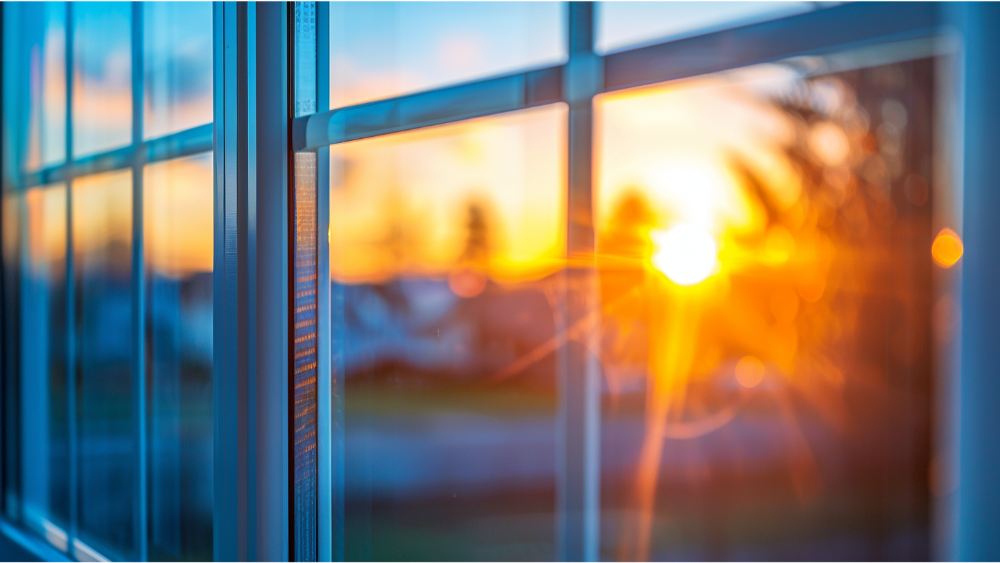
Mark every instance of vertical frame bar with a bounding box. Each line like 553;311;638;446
256;3;290;560
558;3;602;562
290;4;319;560
216;2;291;559
247;4;260;562
213;3;243;560
130;3;148;560
313;1;335;560
956;3;1000;560
64;2;79;555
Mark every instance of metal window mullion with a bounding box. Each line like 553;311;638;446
313;1;337;560
130;3;148;561
558;3;601;562
290;3;947;153
213;3;242;561
291;65;563;151
215;4;291;560
246;5;259;561
254;3;291;560
63;2;79;558
20;125;214;191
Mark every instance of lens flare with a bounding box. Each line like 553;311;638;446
650;224;718;286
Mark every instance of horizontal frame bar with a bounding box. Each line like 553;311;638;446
292;66;561;150
294;1;945;151
17;123;213;189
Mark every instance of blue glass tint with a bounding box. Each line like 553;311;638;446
20;185;71;548
72;170;133;558
143;154;214;561
330;106;566;560
596;1;815;54
329;2;565;109
295;2;318;117
594;58;937;559
1;2;66;173
72;2;132;158
144;2;213;140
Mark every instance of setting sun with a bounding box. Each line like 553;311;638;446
650;224;718;286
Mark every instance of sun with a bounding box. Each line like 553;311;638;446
650;224;718;286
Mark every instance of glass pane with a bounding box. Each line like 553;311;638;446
72;169;133;558
329;2;565;108
331;105;566;560
596;1;815;54
143;154;213;561
295;2;318;117
144;2;213;139
20;185;70;549
595;56;939;560
73;2;132;158
2;2;66;172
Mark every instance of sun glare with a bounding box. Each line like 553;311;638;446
650;224;718;286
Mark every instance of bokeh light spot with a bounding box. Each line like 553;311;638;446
735;355;765;388
931;228;963;268
448;269;487;298
808;121;850;167
650;224;717;286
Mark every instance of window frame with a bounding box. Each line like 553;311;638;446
0;1;983;562
0;2;214;561
290;2;954;562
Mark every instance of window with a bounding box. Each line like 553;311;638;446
1;2;213;561
293;2;959;561
328;2;565;109
329;106;566;560
595;56;939;561
142;154;214;562
5;1;995;561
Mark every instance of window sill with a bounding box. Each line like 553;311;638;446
0;518;72;562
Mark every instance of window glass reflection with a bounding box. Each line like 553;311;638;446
596;2;815;54
144;2;213;140
72;170;133;558
72;2;132;157
329;2;565;109
20;185;70;547
2;193;22;523
595;57;937;560
143;153;213;561
3;3;66;172
331;105;566;560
